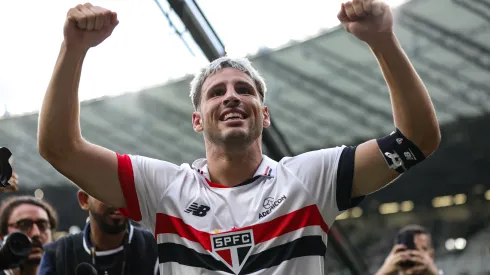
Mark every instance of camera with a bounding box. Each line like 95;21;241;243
396;230;416;268
0;232;32;269
0;147;13;187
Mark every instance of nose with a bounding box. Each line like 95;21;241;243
223;87;240;107
27;223;41;239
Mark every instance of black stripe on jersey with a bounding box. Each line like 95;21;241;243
158;243;233;273
336;146;365;211
158;236;325;274
241;236;326;274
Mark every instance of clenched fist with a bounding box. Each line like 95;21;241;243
337;0;393;45
64;3;119;52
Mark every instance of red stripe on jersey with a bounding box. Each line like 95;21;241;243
156;213;213;250
264;166;270;176
205;178;230;188
116;153;143;222
251;205;329;244
155;204;328;251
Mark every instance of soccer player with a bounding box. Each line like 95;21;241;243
38;1;441;274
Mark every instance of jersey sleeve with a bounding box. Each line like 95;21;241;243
281;146;364;225
116;154;187;232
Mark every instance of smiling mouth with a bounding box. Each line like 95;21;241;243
220;112;247;121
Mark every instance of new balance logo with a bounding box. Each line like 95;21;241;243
184;202;211;217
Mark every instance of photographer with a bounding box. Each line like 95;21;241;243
0;196;58;275
376;225;440;275
40;190;159;275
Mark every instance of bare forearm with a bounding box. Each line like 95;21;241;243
38;43;87;156
370;33;440;154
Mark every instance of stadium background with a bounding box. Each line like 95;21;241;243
1;0;490;273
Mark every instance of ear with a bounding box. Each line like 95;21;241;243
192;111;204;133
77;190;90;211
263;106;271;128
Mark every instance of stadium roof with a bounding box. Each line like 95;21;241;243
1;0;490;188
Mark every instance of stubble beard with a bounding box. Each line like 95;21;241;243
203;119;262;153
90;208;127;235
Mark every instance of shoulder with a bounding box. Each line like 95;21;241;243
126;154;193;170
133;226;153;236
126;154;196;178
279;146;346;169
44;232;83;253
122;154;197;186
130;226;158;256
132;226;156;242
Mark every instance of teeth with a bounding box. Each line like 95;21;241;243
223;112;243;120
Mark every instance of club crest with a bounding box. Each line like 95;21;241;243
210;229;254;274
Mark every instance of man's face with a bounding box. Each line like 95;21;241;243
399;233;435;275
7;204;52;264
192;68;270;150
80;192;127;235
413;233;432;255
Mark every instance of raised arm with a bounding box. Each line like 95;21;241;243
38;3;125;207
337;0;441;197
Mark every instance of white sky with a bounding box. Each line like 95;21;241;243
0;0;407;116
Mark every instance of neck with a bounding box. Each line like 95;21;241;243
205;139;263;187
89;219;127;251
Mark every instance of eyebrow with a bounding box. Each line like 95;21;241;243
234;80;254;87
206;80;257;94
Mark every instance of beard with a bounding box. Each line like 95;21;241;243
91;207;128;235
203;118;262;151
24;237;44;265
25;255;41;265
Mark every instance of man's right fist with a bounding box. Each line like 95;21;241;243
64;3;119;52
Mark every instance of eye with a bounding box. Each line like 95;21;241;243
236;87;251;94
212;88;225;97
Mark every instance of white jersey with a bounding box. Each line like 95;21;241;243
117;146;362;275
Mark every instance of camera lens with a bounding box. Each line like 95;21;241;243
7;232;32;257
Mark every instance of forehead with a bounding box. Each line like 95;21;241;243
201;68;255;94
9;203;49;222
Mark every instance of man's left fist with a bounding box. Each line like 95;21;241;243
337;0;394;44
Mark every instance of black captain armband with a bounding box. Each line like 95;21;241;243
376;128;426;174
